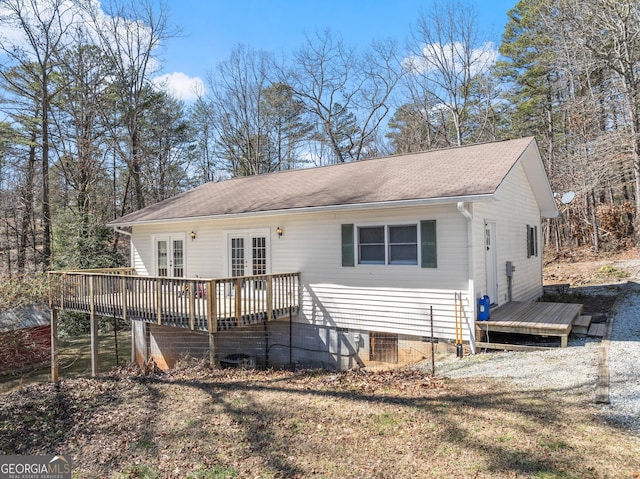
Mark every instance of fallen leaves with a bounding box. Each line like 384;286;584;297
1;365;638;478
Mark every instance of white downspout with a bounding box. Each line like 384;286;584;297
113;227;132;237
457;201;476;354
113;227;134;269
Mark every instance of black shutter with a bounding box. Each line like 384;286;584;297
341;224;354;267
420;220;437;268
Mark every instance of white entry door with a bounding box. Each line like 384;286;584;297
156;236;185;277
484;221;498;304
229;233;268;278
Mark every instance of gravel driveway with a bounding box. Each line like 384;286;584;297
429;273;640;436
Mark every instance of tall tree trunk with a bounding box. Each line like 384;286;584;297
41;72;52;271
18;127;38;274
590;189;600;253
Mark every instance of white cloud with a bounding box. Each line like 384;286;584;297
153;72;205;102
0;0;86;53
404;41;498;77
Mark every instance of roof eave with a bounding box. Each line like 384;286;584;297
108;193;496;228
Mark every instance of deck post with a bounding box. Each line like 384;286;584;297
121;275;128;322
89;276;99;377
235;278;242;323
50;308;58;382
206;280;217;332
267;275;273;321
189;282;196;330
207;280;218;368
209;333;218;368
156;279;163;325
60;273;65;312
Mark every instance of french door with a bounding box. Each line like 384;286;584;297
156;236;185;277
229;234;268;278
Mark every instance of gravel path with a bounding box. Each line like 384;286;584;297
602;281;640;434
426;274;640;436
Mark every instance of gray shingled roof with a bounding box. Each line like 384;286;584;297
110;137;540;226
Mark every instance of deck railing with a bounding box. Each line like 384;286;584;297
48;270;300;333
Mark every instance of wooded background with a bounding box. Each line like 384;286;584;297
0;0;638;277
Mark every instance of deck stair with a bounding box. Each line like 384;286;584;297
571;315;592;337
570;314;607;339
587;322;607;339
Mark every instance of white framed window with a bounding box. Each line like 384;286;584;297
388;225;418;265
526;224;538;258
358;226;386;264
342;221;436;268
357;224;418;265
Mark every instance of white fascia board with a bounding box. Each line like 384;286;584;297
109;193;496;228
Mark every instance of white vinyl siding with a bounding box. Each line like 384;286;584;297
274;205;469;342
473;161;544;304
130;204;471;342
128;156;545;344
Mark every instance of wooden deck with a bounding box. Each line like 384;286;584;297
475;301;583;348
47;269;300;379
48;270;300;333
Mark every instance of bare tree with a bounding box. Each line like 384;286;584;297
0;0;77;270
288;30;402;163
406;0;497;147
82;0;178;212
560;0;640;239
205;45;274;176
188;94;219;183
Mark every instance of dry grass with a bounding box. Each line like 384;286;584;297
1;365;638;479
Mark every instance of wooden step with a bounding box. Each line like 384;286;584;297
588;322;607;338
571;315;591;337
475;341;555;352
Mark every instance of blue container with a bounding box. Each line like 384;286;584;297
478;295;490;321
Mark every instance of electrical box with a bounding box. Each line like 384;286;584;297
506;261;515;277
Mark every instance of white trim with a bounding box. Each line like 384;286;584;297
457;201;476;354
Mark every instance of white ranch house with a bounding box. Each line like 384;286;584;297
115;136;557;368
50;137;557;371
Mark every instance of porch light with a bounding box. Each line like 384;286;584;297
190;231;196;241
276;226;283;237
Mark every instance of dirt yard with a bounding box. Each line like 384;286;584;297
1;364;639;479
542;247;640;320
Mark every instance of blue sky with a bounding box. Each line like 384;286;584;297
158;0;518;101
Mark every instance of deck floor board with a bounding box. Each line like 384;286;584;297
477;301;583;347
